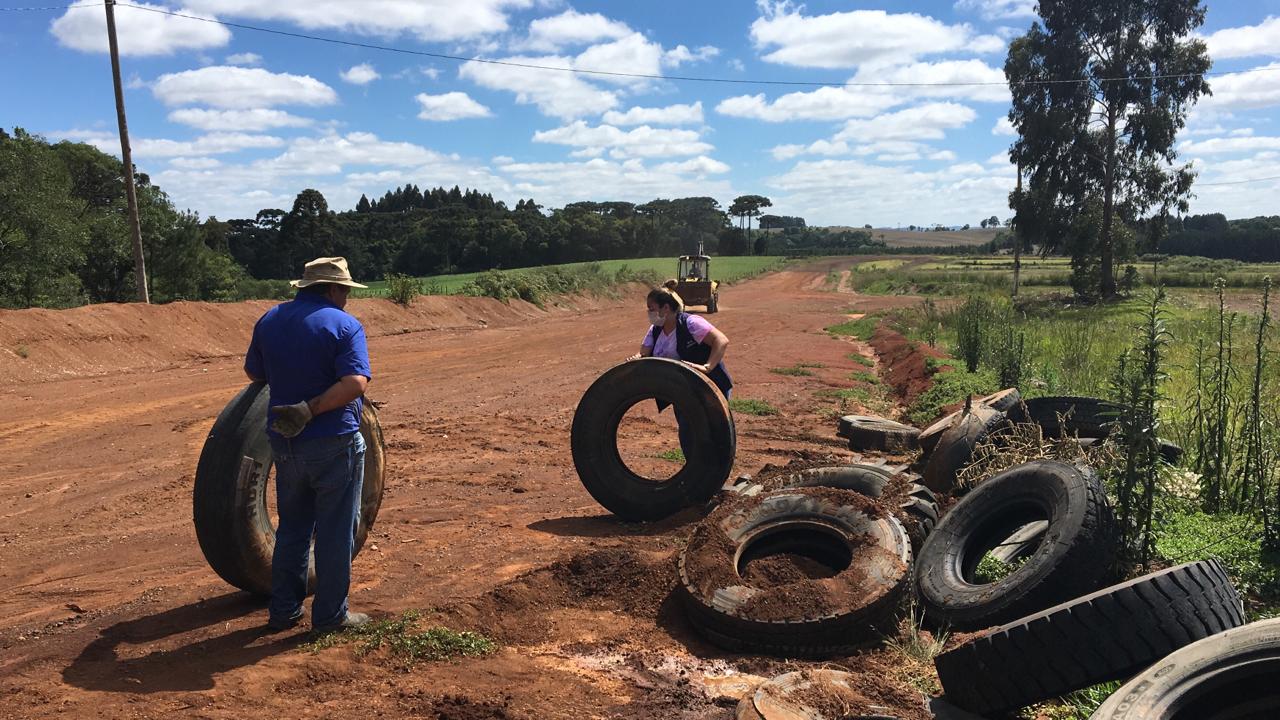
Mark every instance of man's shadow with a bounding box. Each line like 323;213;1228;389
63;592;299;693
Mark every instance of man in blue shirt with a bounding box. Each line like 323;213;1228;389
244;256;372;634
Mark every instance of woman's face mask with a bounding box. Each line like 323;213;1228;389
647;309;663;326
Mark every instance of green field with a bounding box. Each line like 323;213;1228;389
354;256;787;298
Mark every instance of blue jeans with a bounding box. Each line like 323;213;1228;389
268;431;365;629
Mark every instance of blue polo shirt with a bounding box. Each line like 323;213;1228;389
244;292;371;440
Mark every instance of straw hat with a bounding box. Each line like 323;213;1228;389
291;256;368;289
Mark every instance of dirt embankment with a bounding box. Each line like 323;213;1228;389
0;290;637;384
868;325;949;408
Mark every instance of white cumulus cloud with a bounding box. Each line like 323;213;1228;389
717;87;900;122
340;63;380;85
168;108;314;131
1200;63;1280;111
225;52;262;66
834;103;978;143
750;3;1005;69
51;1;231;56
153;66;338;109
1203;17;1280;60
415;92;493;121
183;0;534;42
533;121;713;159
602;102;704;126
522;9;632;51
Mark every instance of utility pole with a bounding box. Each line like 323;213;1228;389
1012;161;1022;299
105;0;149;303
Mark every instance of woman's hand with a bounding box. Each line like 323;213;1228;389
626;353;642;362
684;361;711;374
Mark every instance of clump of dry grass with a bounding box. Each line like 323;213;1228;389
957;413;1120;489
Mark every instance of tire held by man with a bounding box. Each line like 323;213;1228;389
193;382;386;597
572;358;736;521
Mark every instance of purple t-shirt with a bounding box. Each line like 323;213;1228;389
643;314;715;359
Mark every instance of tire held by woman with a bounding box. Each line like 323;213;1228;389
571;358;736;521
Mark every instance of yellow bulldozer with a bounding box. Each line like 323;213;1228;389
666;242;719;313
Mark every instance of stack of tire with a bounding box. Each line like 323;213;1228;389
569;363;1274;715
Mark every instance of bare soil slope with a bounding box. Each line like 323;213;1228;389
0;260;931;720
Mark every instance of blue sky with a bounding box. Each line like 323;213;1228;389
3;0;1279;226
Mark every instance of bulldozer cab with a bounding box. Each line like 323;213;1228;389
678;255;709;281
669;243;719;313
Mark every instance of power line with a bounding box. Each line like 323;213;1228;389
1199;175;1280;186
0;3;101;9
102;2;1279;89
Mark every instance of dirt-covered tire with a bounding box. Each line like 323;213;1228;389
678;487;911;657
767;464;941;538
571;358;736;521
915;460;1116;629
1090;616;1280;720
193;382;387;596
936;559;1246;716
838;415;920;452
922;404;1005;493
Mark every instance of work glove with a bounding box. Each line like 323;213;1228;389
270;401;313;438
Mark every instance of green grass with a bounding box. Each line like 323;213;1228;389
848;353;875;367
818;387;872;402
355;256;787;298
826;315;880;340
1155;511;1280;600
656;449;685;463
771;365;815;376
729;398;780;416
848;370;879;384
1022;682;1123;720
973;554;1027;584
302;611;496;669
906;368;999;425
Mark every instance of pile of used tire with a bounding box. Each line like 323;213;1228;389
571;363;1278;717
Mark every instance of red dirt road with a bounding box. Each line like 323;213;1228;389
0;260;931;720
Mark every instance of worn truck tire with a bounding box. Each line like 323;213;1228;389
571;358;736;521
936;559;1246;716
1022;396;1123;438
918;389;1022;458
1090;616;1280;720
746;464;941;538
193;382;387;597
679;487;911;656
915;460;1116;629
837;415;920;452
922;404;1005;493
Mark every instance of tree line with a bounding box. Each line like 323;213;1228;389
1;128;884;309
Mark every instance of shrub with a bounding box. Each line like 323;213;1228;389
384;272;423;306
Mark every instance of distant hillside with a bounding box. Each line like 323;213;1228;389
818;227;1000;248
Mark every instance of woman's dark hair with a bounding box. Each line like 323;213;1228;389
647;287;680;312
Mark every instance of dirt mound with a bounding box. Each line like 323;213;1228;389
0;290;634;384
868;325;948;408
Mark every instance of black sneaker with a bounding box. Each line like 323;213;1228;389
311;611;370;636
267;609;304;632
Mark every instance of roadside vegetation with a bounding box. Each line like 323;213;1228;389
303;611;496;670
855;263;1279;619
